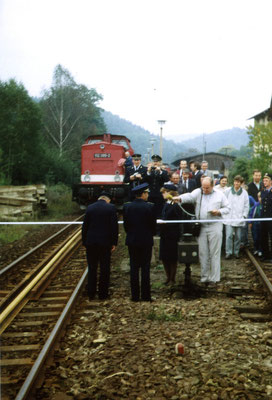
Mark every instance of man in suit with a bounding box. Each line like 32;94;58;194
201;160;214;179
178;168;196;194
146;154;169;218
123;153;147;200
123;183;157;302
247;170;263;201
82;192;118;300
191;161;203;188
177;160;188;178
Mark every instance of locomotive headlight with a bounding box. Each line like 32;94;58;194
100;144;105;149
114;170;121;182
84;170;91;182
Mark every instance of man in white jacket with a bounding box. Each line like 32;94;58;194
174;177;230;284
224;175;249;259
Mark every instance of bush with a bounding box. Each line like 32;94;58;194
46;183;79;219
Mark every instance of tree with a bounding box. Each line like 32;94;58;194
0;79;44;184
247;122;272;175
228;157;251;183
247;122;272;155
40;65;105;158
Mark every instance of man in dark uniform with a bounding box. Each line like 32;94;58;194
146;154;169;218
260;173;272;263
123;183;157;302
82;192;119;300
123;153;147;200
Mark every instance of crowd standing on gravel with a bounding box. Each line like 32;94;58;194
82;154;272;301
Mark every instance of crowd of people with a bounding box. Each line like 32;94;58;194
82;153;272;302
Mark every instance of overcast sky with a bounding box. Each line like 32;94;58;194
0;0;271;141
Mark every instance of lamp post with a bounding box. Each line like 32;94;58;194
147;148;151;162
158;120;166;159
150;139;156;156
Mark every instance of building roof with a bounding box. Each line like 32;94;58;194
248;96;272;121
172;152;236;167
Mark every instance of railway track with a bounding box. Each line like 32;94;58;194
0;221;87;400
0;226;271;399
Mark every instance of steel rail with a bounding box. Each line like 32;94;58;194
15;267;88;400
0;214;84;276
245;248;272;299
0;230;82;329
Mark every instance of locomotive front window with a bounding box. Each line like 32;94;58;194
87;139;101;144
111;139;129;150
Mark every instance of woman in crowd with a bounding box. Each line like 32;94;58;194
159;184;183;285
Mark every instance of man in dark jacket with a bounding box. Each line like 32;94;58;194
123;183;157;302
82;192;118;300
146;154;169;218
123;153;148;200
247;170;263;201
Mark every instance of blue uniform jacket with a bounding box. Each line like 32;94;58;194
123;199;157;246
261;188;272;218
82;200;118;247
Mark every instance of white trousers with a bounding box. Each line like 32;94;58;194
198;223;223;283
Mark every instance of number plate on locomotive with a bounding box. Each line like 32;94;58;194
94;153;111;158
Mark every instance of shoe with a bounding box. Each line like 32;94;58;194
253;250;258;255
235;254;240;259
141;298;153;302
225;254;232;260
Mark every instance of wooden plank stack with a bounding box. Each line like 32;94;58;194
0;185;47;218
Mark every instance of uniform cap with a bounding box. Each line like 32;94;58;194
100;191;112;200
132;154;141;158
264;173;272;179
131;183;149;194
163;184;177;191
151;154;162;161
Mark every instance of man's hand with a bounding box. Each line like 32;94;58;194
111;245;116;252
210;210;221;216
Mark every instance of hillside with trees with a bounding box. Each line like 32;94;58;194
102;111;249;164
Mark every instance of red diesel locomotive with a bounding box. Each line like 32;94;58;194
72;133;134;209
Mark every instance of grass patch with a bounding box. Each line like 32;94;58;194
152;281;164;289
45;183;79;219
146;306;183;322
0;225;29;244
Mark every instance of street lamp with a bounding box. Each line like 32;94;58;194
157;120;166;159
150;139;156;155
147;147;151;162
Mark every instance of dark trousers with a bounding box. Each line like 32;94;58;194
261;221;272;258
251;221;262;252
86;244;111;299
128;245;152;301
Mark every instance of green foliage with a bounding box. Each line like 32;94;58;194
228;157;251;183
40;65;106;159
247;122;272;155
46;183;79;218
146;306;183;322
0;79;44;184
0;225;29;245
